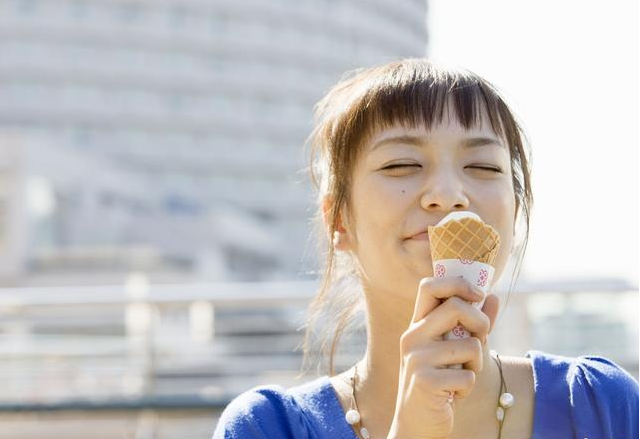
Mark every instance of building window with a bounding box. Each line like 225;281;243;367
16;0;38;14
166;93;185;112
116;2;141;23
74;127;91;147
168;6;187;28
210;12;228;33
70;0;89;20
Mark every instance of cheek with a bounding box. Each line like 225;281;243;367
480;177;516;229
487;189;517;281
352;175;412;226
349;177;413;262
496;194;516;237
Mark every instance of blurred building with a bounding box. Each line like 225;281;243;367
0;135;26;282
0;0;428;284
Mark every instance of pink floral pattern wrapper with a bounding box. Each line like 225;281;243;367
432;258;495;369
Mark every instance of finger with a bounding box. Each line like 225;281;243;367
411;277;485;324
481;293;500;334
411;296;491;341
415;368;477;400
404;338;484;375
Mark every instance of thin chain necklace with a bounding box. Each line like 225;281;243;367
344;350;515;439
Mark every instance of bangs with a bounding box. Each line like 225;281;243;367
345;62;512;151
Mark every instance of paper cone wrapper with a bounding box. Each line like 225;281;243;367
432;259;495;369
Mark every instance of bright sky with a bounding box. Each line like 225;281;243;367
427;1;639;286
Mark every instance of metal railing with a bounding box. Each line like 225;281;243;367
0;278;323;411
1;276;637;414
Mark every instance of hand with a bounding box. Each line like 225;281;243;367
387;277;499;439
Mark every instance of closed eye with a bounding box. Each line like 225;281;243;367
467;166;502;173
382;163;421;170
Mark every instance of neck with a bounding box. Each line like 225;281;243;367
350;286;502;436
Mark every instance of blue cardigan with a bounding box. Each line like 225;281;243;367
213;350;639;438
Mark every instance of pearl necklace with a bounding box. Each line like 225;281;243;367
344;350;515;439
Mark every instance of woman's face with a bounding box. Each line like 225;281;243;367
341;105;516;299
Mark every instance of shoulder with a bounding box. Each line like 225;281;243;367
213;376;341;439
526;350;638;437
212;383;300;439
570;353;638;395
526;349;638;397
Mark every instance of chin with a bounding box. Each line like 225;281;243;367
404;257;434;279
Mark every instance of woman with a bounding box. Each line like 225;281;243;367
213;59;638;439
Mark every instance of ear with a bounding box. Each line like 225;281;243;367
321;195;353;252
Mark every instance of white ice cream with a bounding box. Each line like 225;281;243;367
436;211;482;227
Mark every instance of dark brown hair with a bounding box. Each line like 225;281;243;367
299;58;533;377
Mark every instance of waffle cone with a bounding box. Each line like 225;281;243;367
427;217;501;266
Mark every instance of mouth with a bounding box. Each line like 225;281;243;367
408;231;429;241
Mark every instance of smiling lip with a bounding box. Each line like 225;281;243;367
409;232;429;241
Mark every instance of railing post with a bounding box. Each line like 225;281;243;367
125;272;155;397
189;300;215;343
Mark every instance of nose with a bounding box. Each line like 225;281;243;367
419;169;469;212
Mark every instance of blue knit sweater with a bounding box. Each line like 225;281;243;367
213;350;639;439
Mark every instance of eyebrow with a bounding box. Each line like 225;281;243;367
371;135;505;152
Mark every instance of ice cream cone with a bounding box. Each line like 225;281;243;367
427;212;500;266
